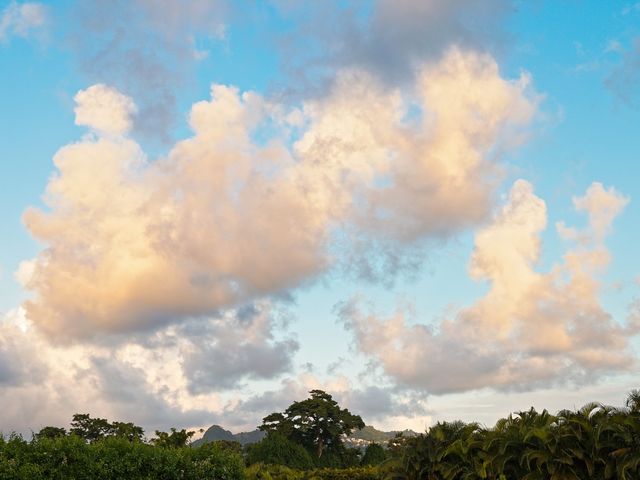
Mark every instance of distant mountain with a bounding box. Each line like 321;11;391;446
191;425;265;447
233;429;266;445
192;423;417;448
349;425;418;443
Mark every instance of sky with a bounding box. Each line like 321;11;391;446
1;0;640;438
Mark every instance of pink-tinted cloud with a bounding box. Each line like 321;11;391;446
21;48;538;339
341;180;636;393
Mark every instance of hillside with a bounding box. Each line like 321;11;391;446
192;424;417;448
191;425;265;447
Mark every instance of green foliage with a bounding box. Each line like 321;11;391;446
313;446;360;469
70;414;113;443
245;464;380;480
4;391;640;480
211;439;244;455
246;463;305;480
33;426;67;440
152;427;195;448
360;443;386;466
69;413;144;443
246;433;314;470
260;390;365;460
109;421;145;442
383;390;640;480
304;466;380;480
0;433;245;480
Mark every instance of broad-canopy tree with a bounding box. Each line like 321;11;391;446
69;413;144;443
245;432;314;469
152;427;195;448
259;389;365;458
70;413;112;442
34;426;67;440
360;442;386;466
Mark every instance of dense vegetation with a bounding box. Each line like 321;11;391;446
383;390;640;480
259;389;365;461
1;390;640;479
0;434;245;479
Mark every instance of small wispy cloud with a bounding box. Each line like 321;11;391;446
605;37;640;107
0;1;46;42
66;0;229;141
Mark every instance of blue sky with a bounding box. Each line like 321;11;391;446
1;0;640;435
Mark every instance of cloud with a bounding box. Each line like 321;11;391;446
621;3;640;15
293;47;538;281
60;0;515;136
74;84;138;135
83;355;214;431
173;303;298;392
346;386;430;423
0;308;46;387
21;84;327;339
221;373;430;432
66;0;229;140
0;302;297;435
272;0;513;92
340;180;636;394
605;37;640;107
21;47;538;340
0;1;46;42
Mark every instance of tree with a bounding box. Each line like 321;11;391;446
245;432;314;469
259;389;365;459
152;428;195;448
110;421;145;442
360;442;386;466
69;414;144;443
34;426;67;440
70;413;112;442
626;389;640;413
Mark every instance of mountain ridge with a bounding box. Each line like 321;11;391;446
192;424;418;447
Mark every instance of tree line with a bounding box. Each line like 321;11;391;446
1;390;640;479
384;390;640;480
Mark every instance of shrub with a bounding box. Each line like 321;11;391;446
246;463;305;480
245;464;381;480
305;466;380;480
360;443;386;466
0;433;245;480
246;433;314;470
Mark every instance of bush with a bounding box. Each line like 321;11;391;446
246;433;314;470
245;464;381;480
246;463;305;480
0;433;245;480
305;466;380;480
360;443;386;466
313;446;360;469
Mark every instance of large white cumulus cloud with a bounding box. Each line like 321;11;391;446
341;180;636;393
21;48;538;339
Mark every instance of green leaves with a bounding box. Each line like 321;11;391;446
151;427;195;448
0;433;245;479
259;390;365;461
69;413;145;443
384;390;640;480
